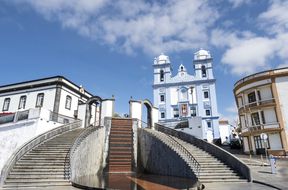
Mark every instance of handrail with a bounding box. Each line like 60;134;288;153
145;128;201;178
0;120;81;186
166;134;201;176
155;123;252;181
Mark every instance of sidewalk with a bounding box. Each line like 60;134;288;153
235;154;288;190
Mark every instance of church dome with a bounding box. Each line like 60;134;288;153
194;49;211;60
155;53;170;64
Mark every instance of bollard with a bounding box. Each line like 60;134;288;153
269;155;276;174
260;154;264;166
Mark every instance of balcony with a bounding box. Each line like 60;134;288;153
238;98;275;113
241;122;280;135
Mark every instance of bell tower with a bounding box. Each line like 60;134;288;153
193;49;214;79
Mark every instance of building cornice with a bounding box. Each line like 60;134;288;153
234;67;288;93
0;76;93;99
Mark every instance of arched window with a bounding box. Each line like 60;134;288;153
65;95;72;110
201;65;206;77
160;70;164;82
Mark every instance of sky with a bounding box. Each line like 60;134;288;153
1;0;288;125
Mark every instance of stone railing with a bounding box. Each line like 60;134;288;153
155;123;252;182
0;120;81;187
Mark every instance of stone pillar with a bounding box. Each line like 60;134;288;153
101;98;115;126
151;107;159;129
129;100;142;128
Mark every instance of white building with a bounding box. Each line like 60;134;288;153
0;76;97;172
153;50;220;141
219;119;232;145
234;68;288;156
0;76;92;119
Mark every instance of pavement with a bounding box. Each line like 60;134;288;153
236;154;288;190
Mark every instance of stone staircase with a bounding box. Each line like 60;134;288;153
171;137;247;183
2;128;83;189
107;118;133;173
145;129;247;183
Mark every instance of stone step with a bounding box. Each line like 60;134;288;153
3;182;71;188
11;168;64;172
10;171;65;175
22;156;67;159
199;175;242;180
109;134;132;138
109;162;131;166
5;179;68;184
34;147;70;151
7;175;66;179
109;155;131;159
18;160;67;163
109;158;132;162
109;144;132;147
199;172;238;176
109;139;132;143
13;165;67;169
199;178;247;183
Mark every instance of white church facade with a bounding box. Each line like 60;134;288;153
153;49;220;141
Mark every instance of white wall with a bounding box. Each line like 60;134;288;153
219;123;231;144
0;108;61;173
269;133;282;150
130;101;142;127
58;87;79;118
0;87;56;113
263;108;277;124
101;100;114;125
275;76;288;131
258;85;272;101
243;137;249;152
170;87;178;105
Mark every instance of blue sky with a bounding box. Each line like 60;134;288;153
1;0;288;124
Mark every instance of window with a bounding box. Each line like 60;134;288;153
2;98;10;111
65;95;72;110
205;109;211;116
248;92;256;103
204;91;209;99
160;70;164;82
190;106;196;117
201;65;206;77
173;107;179;118
254;135;270;149
36;93;44;107
251;112;260;126
161;112;165;119
207;121;212;128
18;96;27;109
260;111;266;124
160;95;165;102
257;90;261;101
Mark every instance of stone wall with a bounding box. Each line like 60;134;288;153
70;126;106;188
155;124;252;181
138;128;194;178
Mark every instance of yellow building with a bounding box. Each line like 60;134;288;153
234;68;288;156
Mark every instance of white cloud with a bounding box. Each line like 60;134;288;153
228;0;252;8
11;0;219;55
258;0;288;35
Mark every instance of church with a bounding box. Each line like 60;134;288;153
153;49;220;141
